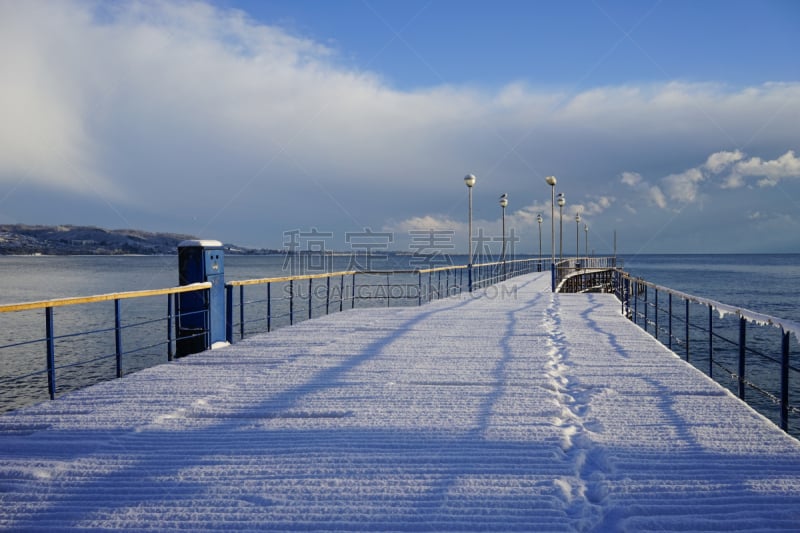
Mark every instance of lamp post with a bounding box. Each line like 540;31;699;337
544;176;556;266
575;213;581;262
499;194;508;262
584;224;589;258
557;193;565;262
544;175;557;292
464;174;476;265
537;213;543;268
499;194;508;278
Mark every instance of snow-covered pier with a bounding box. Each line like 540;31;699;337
2;272;800;531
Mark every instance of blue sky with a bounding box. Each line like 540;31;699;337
0;0;798;255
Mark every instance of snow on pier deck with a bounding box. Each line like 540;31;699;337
2;273;800;531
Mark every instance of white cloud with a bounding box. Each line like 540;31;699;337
663;168;705;204
704;150;744;174
383;215;463;234
620;172;642;187
734;150;800;188
648;186;667;209
572;196;614;216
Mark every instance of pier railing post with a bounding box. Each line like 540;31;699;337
550;263;556;292
781;329;790;431
468;265;473;293
738;317;746;400
225;285;233;344
46;306;56;400
167;294;174;361
114;299;123;378
708;305;713;378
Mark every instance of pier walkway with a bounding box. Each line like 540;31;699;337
2;273;800;531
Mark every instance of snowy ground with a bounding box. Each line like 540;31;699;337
2;273;800;531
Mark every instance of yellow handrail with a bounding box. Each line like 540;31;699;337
0;282;212;313
226;270;359;287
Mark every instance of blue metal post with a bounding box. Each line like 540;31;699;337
781;329;790;431
289;279;294;325
418;272;423;306
239;285;245;340
386;273;391;307
267;282;272;332
339;275;344;312
225;285;233;343
308;278;313;320
46;307;55;400
326;276;331;315
654;289;658;342
708;305;713;378
738;317;746;400
114;299;123;378
167;294;174;361
351;274;356;309
685;299;690;362
643;285;648;334
551;263;556;292
668;293;673;351
468;265;473;293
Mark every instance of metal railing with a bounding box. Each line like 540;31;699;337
614;269;800;435
554;256;619;292
1;259;548;410
224;258;547;343
0;283;211;411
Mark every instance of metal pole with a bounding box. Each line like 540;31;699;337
339;275;344;313
584;224;588;258
537;218;542;267
46;307;56;400
738;317;746;400
708;305;713;378
167;294;174;361
685;299;690;362
668;292;672;350
558;199;563;262
114;299;123;378
239;285;244;340
654;288;658;342
225;285;233;344
781;329;790;431
468;185;473;265
550;188;555;265
326;276;331;315
501;206;506;263
267;283;272;332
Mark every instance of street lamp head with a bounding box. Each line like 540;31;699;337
575;213;581;223
557;194;565;207
545;175;557;187
464;174;476;188
537;214;543;224
499;193;508;208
